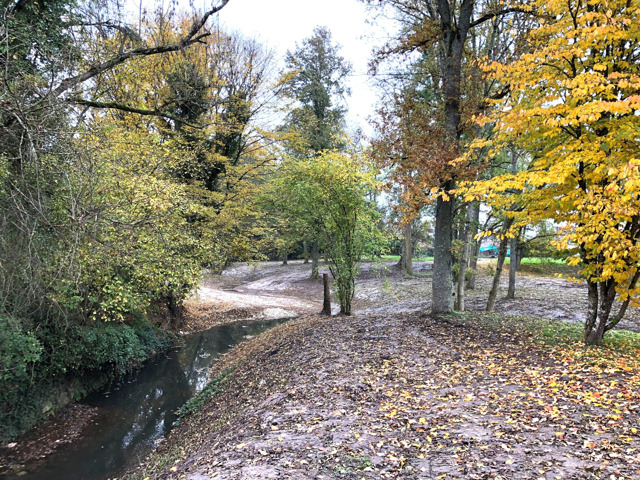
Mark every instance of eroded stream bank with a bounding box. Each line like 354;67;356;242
0;318;290;480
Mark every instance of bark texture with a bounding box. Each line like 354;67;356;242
403;223;413;275
321;273;332;316
507;236;517;299
432;193;454;313
466;202;481;290
455;203;473;311
311;240;319;279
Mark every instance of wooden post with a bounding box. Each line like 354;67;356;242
321;273;331;316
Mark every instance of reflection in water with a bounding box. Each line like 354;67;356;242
3;318;289;480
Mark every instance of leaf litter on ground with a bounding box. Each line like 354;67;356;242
131;311;640;480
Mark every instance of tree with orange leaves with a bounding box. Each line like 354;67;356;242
366;0;530;312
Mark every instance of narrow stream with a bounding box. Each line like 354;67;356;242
4;318;290;480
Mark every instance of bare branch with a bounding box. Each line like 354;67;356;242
470;7;532;28
54;0;230;96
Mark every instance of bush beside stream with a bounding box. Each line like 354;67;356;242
0;316;174;442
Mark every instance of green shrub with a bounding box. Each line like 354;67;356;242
0;317;173;442
176;368;233;420
0;317;44;413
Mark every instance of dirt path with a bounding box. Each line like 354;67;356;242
127;261;640;480
218;260;640;332
133;313;640;480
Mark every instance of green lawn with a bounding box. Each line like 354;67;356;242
379;255;434;262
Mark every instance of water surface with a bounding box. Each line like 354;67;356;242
3;318;289;480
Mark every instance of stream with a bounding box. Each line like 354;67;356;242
3;318;290;480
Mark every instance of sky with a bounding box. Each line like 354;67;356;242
216;0;392;132
143;0;399;134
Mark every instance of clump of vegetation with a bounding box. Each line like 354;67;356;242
0;316;173;441
176;368;234;420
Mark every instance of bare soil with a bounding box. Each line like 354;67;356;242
5;260;640;477
196;259;640;333
128;260;640;480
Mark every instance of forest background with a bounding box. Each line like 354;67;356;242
1;0;639;443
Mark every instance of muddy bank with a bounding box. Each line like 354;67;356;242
131;312;640;479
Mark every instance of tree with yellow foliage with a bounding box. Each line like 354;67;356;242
462;0;640;344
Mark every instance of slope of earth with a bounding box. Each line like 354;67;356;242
130;312;640;480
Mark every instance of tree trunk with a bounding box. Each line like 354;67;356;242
403;223;413;274
466;202;481;290
455;203;473;311
507;236;517;299
432;190;454;313
167;291;183;330
303;240;309;264
282;249;288;265
431;10;466;314
311;240;319;279
583;280;617;345
320;273;331;315
486;217;514;312
505;146;519;300
516;245;524;271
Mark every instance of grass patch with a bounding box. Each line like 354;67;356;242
379;255;434;262
455;312;640;369
539;319;640;350
176;368;234;421
477;256;580;277
520;257;567;265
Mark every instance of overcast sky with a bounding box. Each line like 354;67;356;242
217;0;398;133
142;0;398;134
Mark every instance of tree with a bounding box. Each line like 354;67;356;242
462;0;640;344
281;26;352;156
96;18;278;271
365;0;529;314
280;26;352;277
0;0;233;320
273;152;380;315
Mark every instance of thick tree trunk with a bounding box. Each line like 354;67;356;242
282;249;288;265
311;240;319;279
507;236;517;299
486;217;514;312
455;203;473;311
431;10;465;314
403;223;413;275
466;202;481;290
432;191;454;313
583;280;617;345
